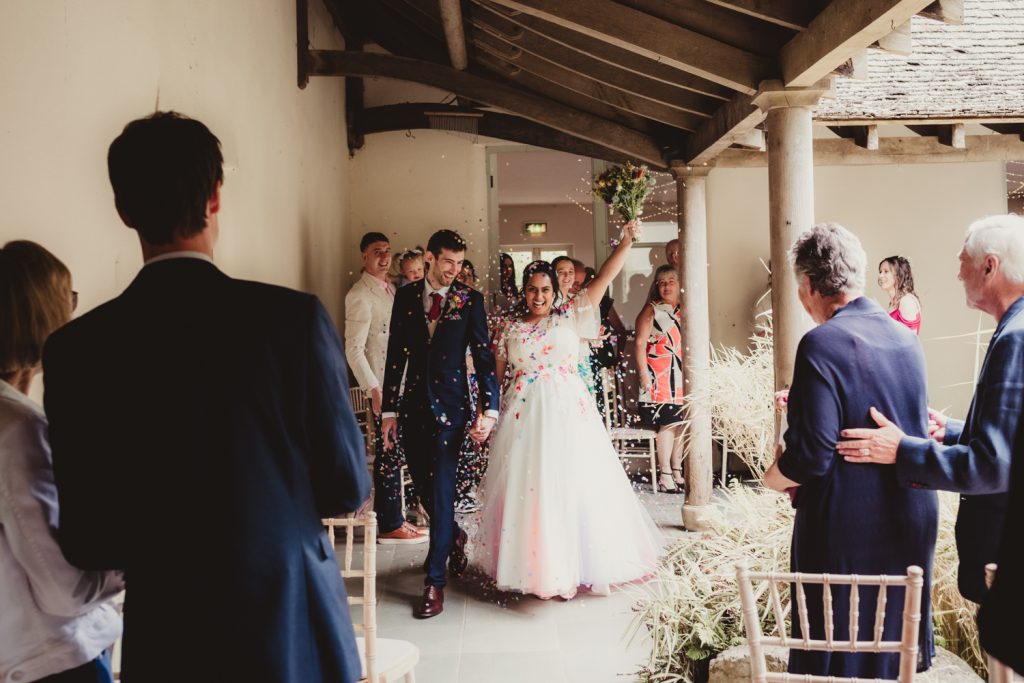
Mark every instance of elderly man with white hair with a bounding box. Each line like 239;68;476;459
838;213;1024;605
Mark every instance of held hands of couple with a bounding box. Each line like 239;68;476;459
469;414;496;444
384;414;495;448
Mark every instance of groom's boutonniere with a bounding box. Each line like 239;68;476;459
443;287;471;321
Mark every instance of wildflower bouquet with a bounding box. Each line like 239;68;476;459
593;161;657;223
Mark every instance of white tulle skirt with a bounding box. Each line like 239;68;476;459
472;375;661;599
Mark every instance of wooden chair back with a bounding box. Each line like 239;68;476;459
348;387;373;457
325;513;379;683
599;367;658;491
736;563;924;683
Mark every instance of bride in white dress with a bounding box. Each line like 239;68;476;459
473;222;661;599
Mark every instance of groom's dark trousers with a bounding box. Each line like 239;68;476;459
403;399;464;588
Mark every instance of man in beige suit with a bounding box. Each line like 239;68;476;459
345;232;427;544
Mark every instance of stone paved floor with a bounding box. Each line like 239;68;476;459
341;485;693;683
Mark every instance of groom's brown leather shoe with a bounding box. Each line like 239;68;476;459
415;585;444;619
449;528;469;577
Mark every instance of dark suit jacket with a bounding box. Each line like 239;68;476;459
897;296;1024;603
978;413;1024;675
43;258;371;683
382;279;499;426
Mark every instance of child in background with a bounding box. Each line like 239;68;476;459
396;248;425;287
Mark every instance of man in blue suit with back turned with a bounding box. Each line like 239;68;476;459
43;111;370;682
839;214;1024;604
381;229;500;619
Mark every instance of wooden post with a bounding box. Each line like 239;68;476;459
672;164;713;531
752;80;830;394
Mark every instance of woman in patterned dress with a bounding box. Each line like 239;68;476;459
634;265;686;493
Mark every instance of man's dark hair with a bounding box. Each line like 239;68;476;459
360;232;390;252
426;229;466;257
107;111;224;245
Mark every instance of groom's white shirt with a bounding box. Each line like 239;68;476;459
344;272;394;393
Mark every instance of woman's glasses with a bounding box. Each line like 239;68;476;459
71;290;79;312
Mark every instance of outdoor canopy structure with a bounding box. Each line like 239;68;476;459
296;0;1024;529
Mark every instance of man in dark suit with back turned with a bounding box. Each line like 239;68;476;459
43;111;370;682
381;229;500;618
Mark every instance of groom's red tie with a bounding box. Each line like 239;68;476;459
428;292;443;322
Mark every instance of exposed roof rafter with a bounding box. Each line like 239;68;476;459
307;50;667;165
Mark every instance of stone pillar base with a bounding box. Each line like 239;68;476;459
682;503;712;532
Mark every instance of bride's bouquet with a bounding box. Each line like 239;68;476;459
593;161;656;244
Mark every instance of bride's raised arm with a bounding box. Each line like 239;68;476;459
584;221;641;310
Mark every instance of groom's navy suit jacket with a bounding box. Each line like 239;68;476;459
43;258;370;683
382;278;499;425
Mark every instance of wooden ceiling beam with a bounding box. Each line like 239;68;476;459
468;9;720;116
906;123;966;148
438;0;469;69
983;123;1024;141
471;30;706;130
614;0;794;57
356;104;655;168
717;134;1024;166
307;50;666;165
918;0;964;24
470;1;733;101
780;0;933;87
703;0;816;31
484;0;776;94
329;0;450;64
871;18;911;55
683;92;766;165
472;52;664;134
828;124;879;149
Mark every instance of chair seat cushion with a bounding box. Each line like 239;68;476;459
356;637;420;683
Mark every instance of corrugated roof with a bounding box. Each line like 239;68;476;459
816;0;1024;121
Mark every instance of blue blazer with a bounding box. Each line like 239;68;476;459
382;279;499;425
43;258;371;683
978;413;1024;675
897;296;1024;603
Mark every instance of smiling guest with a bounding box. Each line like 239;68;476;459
763;222;936;678
344;232;427;545
837;214;1024;604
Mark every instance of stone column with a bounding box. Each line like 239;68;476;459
752;80;832;393
671;163;713;531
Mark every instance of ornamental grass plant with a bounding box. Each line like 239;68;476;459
630;317;985;681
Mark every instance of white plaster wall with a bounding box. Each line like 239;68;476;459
707;161;1009;416
498;204;596;267
0;0;350;329
348;130;490;288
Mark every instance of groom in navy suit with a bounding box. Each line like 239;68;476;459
382;229;500;618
